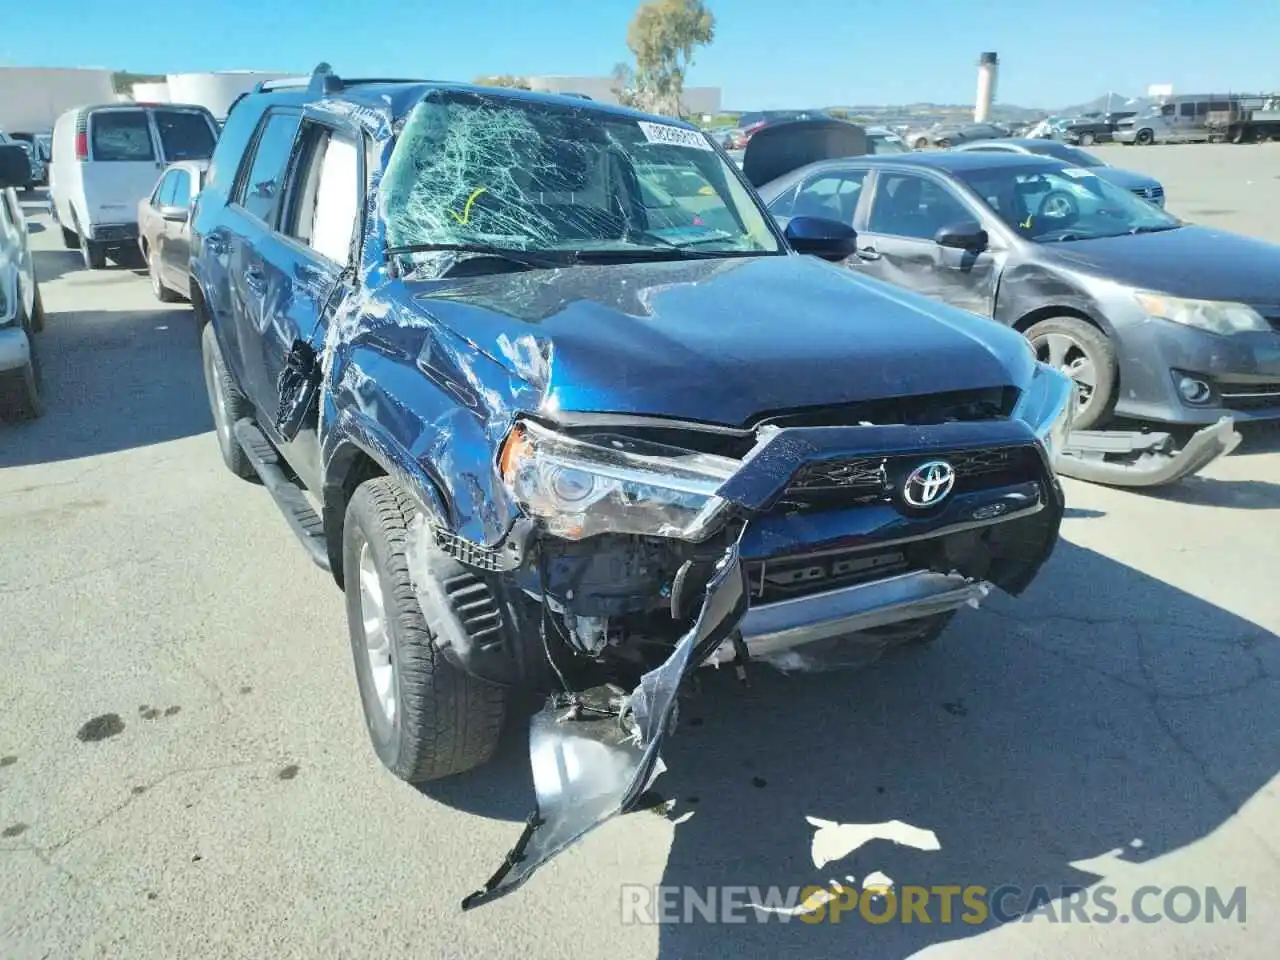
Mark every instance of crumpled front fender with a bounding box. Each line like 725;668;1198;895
461;540;749;910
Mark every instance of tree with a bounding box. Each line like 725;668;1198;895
473;74;531;90
624;0;715;117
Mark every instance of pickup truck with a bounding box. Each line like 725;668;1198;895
190;64;1073;907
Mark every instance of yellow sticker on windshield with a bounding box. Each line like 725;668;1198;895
449;186;488;225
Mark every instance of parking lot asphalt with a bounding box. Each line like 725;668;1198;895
3;144;1279;960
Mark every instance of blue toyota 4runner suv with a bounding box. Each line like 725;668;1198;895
190;65;1073;907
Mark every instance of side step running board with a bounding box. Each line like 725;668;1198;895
233;418;331;572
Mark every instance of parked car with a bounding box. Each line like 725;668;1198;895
138;160;207;302
757;145;1280;430
907;121;1008;150
7;131;53;185
1062;111;1136;146
48;102;219;270
0;132;36;191
0;144;46;420
191;66;1071;905
866;126;909;154
951;139;1165;206
1113;96;1236;145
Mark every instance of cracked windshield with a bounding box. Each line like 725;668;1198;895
382;94;779;263
3;0;1278;957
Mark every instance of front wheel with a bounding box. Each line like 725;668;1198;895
343;478;508;783
1079;131;1096;146
1025;315;1118;431
1135;128;1155;146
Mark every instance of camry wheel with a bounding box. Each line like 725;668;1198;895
1079;131;1096;146
1025;315;1118;431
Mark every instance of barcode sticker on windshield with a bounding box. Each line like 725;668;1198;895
1061;167;1095;178
637;121;713;150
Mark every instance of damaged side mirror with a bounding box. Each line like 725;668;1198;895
784;216;858;262
934;221;988;251
160;205;189;223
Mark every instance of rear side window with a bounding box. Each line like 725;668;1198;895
154;111;216;162
91;110;154;162
234;111;301;224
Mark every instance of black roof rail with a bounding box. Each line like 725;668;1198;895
245;64;435;101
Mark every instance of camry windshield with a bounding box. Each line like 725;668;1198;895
381;93;782;261
958;164;1180;242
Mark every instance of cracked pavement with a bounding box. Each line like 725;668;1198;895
3;145;1280;959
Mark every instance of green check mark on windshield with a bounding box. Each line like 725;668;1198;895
449;187;488;225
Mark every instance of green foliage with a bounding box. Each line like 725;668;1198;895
473;75;531;90
112;71;164;94
622;0;715;117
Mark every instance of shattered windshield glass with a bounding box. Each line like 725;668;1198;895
381;92;782;261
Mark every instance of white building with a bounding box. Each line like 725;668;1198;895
523;75;722;116
125;71;290;119
0;67;116;133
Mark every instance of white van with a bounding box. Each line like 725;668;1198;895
48;103;219;269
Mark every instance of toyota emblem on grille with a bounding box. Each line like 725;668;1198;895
901;460;956;508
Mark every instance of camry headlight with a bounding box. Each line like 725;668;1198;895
1134;293;1269;335
499;420;739;541
1015;361;1076;464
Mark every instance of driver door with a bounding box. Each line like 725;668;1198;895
852;170;1002;317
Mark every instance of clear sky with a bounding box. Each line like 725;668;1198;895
2;0;1275;110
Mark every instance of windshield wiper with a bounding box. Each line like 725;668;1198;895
571;246;757;262
384;242;572;271
1128;224;1180;235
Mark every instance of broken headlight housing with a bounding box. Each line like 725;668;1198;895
499;420;739;541
1014;361;1076;464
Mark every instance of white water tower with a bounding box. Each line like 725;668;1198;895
974;52;999;122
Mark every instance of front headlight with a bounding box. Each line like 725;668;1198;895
499;420;739;541
1015;361;1076;464
1134;292;1269;335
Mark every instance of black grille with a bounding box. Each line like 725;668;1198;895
1132;185;1164;201
1219;382;1280;409
782;446;1038;509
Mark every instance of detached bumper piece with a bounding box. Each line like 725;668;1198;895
1055;417;1241;488
461;544;749;910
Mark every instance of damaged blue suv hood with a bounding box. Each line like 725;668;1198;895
411;253;1029;426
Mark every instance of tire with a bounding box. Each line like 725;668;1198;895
862;611;956;649
914;137;929;150
1135;128;1154;146
1024;315;1118;431
0;308;43;422
1079;131;1096;146
150;250;179;303
200;323;255;479
76;220;107;270
343;477;507;782
936;138;952;149
60;226;77;250
30;284;45;333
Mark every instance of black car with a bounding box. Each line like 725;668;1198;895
757;147;1280;429
1063;112;1137;146
190;65;1071;906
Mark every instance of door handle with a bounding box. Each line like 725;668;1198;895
856;246;881;261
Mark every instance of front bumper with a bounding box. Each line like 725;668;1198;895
1112;129;1139;144
463;417;1064;909
1113;316;1280;424
0;326;32;374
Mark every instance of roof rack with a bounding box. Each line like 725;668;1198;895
251;63;432;97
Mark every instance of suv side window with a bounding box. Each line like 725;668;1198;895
234;111;302;225
283;123;361;264
1160;104;1176;117
867;173;971;240
1179;102;1195;117
791;170;867;224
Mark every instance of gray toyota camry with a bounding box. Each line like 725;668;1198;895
755;147;1280;430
